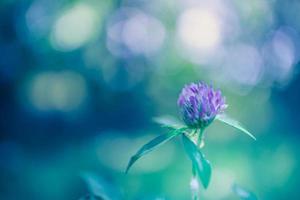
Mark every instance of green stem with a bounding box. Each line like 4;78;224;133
197;128;205;148
192;163;196;177
191;128;206;200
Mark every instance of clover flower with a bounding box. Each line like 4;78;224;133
177;82;227;128
126;81;256;199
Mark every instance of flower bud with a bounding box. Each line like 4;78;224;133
177;82;227;128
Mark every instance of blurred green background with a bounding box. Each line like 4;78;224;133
1;0;300;199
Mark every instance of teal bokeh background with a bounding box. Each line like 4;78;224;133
0;0;300;199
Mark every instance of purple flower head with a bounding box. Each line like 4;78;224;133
177;82;227;128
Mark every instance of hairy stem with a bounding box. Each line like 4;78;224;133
197;128;205;148
190;128;206;200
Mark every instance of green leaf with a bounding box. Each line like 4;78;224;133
232;184;258;200
182;134;211;189
153;115;185;130
80;172;121;200
215;114;256;140
126;127;188;173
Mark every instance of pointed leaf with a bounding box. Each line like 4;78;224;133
182;134;211;188
80;172;121;200
126;127;187;173
216;114;256;140
232;184;258;200
153;115;185;130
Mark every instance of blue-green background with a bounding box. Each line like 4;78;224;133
1;0;300;199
